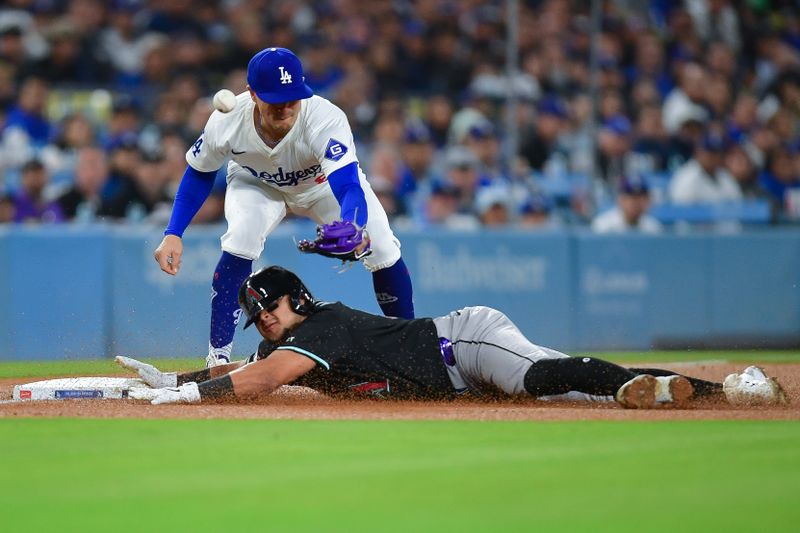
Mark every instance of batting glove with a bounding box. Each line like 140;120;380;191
116;355;178;388
128;382;201;405
126;387;161;401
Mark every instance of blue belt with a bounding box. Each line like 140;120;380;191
439;337;456;366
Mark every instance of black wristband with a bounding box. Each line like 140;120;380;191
178;368;211;385
197;374;235;400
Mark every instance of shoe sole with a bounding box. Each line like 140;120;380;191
768;378;789;405
616;375;657;409
750;367;790;405
667;376;694;407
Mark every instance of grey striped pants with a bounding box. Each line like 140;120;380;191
433;306;570;396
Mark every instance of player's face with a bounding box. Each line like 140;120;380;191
254;295;304;342
619;192;649;223
262;100;300;125
249;89;300;133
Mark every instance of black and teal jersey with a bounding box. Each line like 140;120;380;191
258;302;451;399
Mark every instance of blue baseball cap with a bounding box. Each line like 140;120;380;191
112;0;142;12
404;122;432;144
537;96;568;118
430;180;460;197
618;175;649;195
106;131;139;152
521;193;552;214
699;131;730;152
247;47;314;104
467;121;495;140
602;115;632;136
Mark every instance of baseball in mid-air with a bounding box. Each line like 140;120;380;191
212;89;237;113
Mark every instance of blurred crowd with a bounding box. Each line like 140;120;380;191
1;0;800;232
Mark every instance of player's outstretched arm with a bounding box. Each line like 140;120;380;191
155;165;219;275
177;360;248;383
227;349;317;398
117;355;248;387
154;234;183;275
130;350;317;404
327;162;368;227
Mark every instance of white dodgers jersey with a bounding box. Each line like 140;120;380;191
186;93;363;193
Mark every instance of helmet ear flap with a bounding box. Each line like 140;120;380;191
290;289;314;315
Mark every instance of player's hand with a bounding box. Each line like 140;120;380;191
129;383;201;404
116;356;178;388
126;387;161;401
154;234;183;275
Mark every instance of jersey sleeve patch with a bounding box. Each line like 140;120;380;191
324;138;348;162
276;345;331;370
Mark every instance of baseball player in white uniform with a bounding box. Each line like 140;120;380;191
153;47;415;367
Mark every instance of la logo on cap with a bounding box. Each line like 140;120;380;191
247;47;314;104
278;66;292;84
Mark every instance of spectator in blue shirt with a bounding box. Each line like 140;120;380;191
396;121;437;213
759;144;800;215
2;75;51;145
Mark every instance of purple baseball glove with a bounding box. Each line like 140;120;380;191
297;220;372;262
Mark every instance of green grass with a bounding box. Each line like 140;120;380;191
2;355;799;531
1;351;799;379
0;358;202;378
0;419;798;531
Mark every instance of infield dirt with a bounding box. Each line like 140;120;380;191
2;362;799;421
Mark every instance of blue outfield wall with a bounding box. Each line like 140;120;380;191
0;224;798;360
0;227;110;360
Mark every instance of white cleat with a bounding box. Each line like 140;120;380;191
723;366;788;406
205;354;230;368
207;343;232;368
616;374;694;409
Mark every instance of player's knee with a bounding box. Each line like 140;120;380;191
523;358;575;396
221;233;264;260
363;246;402;272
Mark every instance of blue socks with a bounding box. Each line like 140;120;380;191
372;257;415;319
209;252;253;361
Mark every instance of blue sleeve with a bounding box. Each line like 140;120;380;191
164;165;218;237
328;161;367;227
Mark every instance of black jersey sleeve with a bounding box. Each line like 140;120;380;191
271;306;346;370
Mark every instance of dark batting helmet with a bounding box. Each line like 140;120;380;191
238;266;315;329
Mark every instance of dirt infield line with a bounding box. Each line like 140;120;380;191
2;363;798;421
